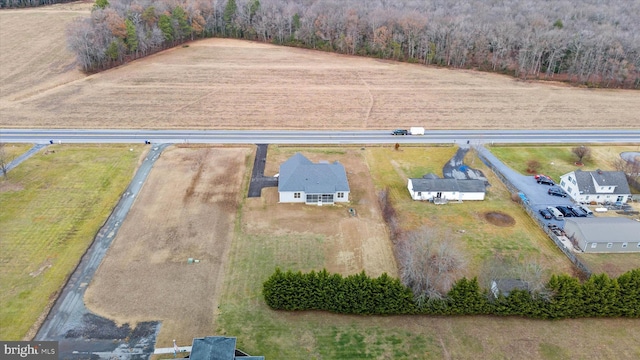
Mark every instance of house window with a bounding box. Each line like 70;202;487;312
567;186;572;193
585;196;589;200
591;243;597;249
568;176;572;181
608;187;612;190
294;192;300;199
607;243;613;249
337;192;344;198
417;192;422;197
622;242;628;248
572;180;576;185
561;181;565;186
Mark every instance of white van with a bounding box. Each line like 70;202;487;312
547;206;564;220
576;204;593;215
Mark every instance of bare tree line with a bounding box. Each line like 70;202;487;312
63;0;640;88
0;0;75;8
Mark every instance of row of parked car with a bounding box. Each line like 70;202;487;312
539;204;592;220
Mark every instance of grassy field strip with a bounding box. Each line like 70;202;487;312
0;144;144;340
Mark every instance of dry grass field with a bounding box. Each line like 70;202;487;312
84;146;252;347
0;2;89;106
1;7;639;129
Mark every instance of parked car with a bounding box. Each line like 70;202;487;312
556;206;574;217
538;209;553;219
576;204;593;215
548;187;567;197
535;174;555;185
391;129;409;135
568;206;587;217
547;206;564;220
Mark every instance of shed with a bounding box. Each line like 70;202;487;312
490;279;529;298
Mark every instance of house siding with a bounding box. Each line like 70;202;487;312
560;170;631;204
565;218;640;253
407;179;485;201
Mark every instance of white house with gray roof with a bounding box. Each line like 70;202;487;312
559;169;631;204
564;217;640;253
407;178;486;201
278;153;350;205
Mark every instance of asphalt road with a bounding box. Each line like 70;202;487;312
2;129;639;144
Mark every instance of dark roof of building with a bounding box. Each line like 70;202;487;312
190;337;264;360
491;279;529;297
571;169;631;194
422;173;440;179
564;217;640;243
409;178;486;193
278;153;350;193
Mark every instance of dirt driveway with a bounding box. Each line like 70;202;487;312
84;146;251;347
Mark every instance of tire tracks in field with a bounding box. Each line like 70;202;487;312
355;71;374;128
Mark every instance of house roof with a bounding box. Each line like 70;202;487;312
409;178;486;193
569;169;631;194
278;153;349;193
190;337;264;360
564;217;640;243
491;279;529;297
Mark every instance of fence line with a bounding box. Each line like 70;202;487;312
476;149;593;277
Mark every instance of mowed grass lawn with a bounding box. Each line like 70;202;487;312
364;146;574;276
0;144;144;340
1;143;34;162
215;146;627;360
490;145;640;275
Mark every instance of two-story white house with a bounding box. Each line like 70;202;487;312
278;153;350;205
559;169;631;204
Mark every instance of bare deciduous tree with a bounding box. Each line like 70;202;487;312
572;146;591;164
396;227;466;302
0;143;12;178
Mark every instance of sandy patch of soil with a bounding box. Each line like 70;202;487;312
84;146;251;346
244;147;397;278
483;211;516;227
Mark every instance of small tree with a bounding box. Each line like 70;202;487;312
572;146;591;165
0;143;10;178
526;159;540;174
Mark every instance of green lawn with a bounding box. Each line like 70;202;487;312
1;143;33;162
364;146;574;277
489;144;640;189
210;146;640;360
0;144;145;339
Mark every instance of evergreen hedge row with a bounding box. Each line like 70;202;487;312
263;268;640;319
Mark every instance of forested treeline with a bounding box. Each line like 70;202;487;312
263;268;640;318
67;0;640;88
0;0;75;8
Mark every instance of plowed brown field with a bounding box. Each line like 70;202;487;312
1;4;639;130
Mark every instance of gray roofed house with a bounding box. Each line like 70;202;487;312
563;217;640;253
490;279;529;298
407;178;486;202
559;169;631;204
278;152;350;205
190;336;264;360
